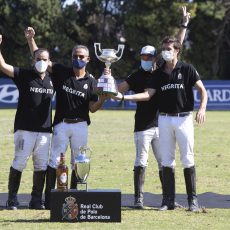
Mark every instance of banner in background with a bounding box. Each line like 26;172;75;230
0;78;230;110
194;80;230;110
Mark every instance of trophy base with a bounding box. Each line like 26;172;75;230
76;182;88;191
95;74;118;96
94;89;118;96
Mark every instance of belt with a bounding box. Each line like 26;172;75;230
63;118;85;124
160;112;192;117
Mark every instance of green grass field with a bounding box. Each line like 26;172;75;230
0;110;230;230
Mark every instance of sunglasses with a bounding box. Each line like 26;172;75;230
72;55;87;59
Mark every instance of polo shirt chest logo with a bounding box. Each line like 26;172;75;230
83;84;88;89
177;73;182;79
161;84;184;91
30;87;53;94
62;85;85;98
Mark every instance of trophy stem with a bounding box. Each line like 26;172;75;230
105;62;111;70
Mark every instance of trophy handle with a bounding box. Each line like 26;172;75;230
115;44;125;61
94;43;102;60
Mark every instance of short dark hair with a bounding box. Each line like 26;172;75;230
33;48;50;58
161;36;182;55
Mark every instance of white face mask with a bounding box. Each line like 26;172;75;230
162;50;174;62
35;60;48;73
141;60;152;71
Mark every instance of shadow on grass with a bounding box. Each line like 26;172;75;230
0;192;229;210
1;219;49;223
122;192;230;209
0;204;30;211
121;206;159;211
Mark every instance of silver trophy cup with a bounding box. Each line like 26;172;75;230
74;146;91;191
94;43;125;95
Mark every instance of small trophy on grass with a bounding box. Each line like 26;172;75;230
74;146;91;191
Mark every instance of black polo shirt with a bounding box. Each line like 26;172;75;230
150;61;200;113
52;64;98;126
13;68;54;133
126;68;159;132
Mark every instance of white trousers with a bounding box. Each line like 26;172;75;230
159;114;195;168
49;121;88;169
134;127;161;169
12;130;50;172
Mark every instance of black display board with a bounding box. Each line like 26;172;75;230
50;189;121;222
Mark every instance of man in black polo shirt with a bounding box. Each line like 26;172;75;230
153;36;207;212
111;6;190;209
25;27;108;209
0;35;54;210
115;36;207;212
117;45;160;209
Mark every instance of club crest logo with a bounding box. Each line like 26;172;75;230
178;73;182;79
83;84;88;89
62;196;78;220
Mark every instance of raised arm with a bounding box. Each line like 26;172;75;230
25;27;53;72
176;6;190;44
0;35;15;78
24;27;39;56
194;80;207;124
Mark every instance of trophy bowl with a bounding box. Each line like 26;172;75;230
74;157;90;183
94;43;125;96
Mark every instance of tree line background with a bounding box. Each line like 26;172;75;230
0;0;229;80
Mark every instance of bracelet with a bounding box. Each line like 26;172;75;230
180;24;188;28
121;94;124;101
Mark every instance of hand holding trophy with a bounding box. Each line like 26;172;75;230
94;43;125;96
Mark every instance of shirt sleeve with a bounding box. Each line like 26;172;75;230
90;77;99;102
51;63;67;87
189;64;201;86
12;68;27;86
